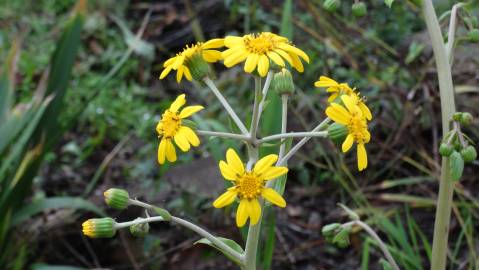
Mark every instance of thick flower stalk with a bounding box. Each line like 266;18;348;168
213;149;288;227
222;32;309;76
156;94;203;164
159;39;224;82
326;95;371;171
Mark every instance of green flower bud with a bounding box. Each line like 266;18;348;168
82;218;117;238
186;53;210;81
328;123;348;144
467;29;479;43
452;112;462;121
322;223;341;237
459;112;473;126
461;145;477;162
104;188;129;210
324;0;340;12
439;143;453;157
272;68;295;96
352;2;367;17
129;219;150;237
332;226;351;248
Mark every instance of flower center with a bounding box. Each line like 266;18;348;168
159;110;181;138
237;172;263;199
348;114;369;144
244;34;275;54
178;43;202;59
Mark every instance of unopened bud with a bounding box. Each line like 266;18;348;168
467;29;479;43
104;188;129;210
459;112;473;126
332;226;351;248
82;218;117;238
324;0;340;12
352;2;367;17
272;68;295;96
322;223;341;241
439;143;453;157
461;145;477;162
130;219;150;237
328;123;348;144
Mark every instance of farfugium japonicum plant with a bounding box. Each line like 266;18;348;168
81;32;375;269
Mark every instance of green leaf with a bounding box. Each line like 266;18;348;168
405;42;425;64
154;207;172;221
385;0;394;8
449;151;464;181
280;0;293;39
195;237;244;265
11;197;105;227
31;264;87;270
338;203;360;221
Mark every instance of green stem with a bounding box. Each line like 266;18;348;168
422;1;457;270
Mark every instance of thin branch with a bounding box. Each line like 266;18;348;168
259;131;328;143
446;3;465;64
196;130;250;141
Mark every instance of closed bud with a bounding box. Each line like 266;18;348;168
186;53;210;81
328;123;348;144
82;218;117;238
104;188;129;210
324;0;340;12
452;112;462;121
322;223;341;242
332;226;351;248
468;29;479;43
461;145;477;162
459;112;473;126
439;143;453;157
272;68;295;96
352;2;367;17
130;219;150;237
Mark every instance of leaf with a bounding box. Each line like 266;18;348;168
11;197;105;227
195;237;244;265
380;258;394;270
280;0;293;39
338;203;360;221
449;151;464;181
405;41;425;64
385;0;394;8
0;36;20;123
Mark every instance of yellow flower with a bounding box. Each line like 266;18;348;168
82;218;116;238
156;94;203;164
315;76;372;120
159;39;224;82
326;95;371;171
213;149;288;227
221;32;309;77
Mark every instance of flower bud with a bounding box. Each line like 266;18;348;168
104;188;129;210
272;68;295;96
352;2;367;17
467;29;479;43
459;112;473;126
186;53;210;81
323;0;340;12
322;223;341;240
82;218;117;238
461;145;477;162
332;226;351;248
129;219;150;237
439;143;453;157
328;123;348;144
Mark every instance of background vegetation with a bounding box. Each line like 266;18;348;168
0;0;478;269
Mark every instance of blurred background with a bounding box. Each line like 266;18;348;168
0;0;478;269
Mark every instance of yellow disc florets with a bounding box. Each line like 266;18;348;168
179;43;202;59
347;113;370;144
236;172;264;199
158;110;181;138
244;33;275;54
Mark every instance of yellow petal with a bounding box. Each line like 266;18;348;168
213;189;237;208
262;188;286;207
342;134;354;153
325;103;351;125
257;54;270;77
158;138;167;164
266;51;285;67
169;94;186;113
176;65;184;83
236;199;249;227
244;53;259;73
219;160;237;181
179;126;200;147
341;95;361;116
159;65;173;80
224;50;248;67
253;154;278;175
222;48;240;59
359;102;372;121
172;55;185;69
156;121;163;134
249;199;261;225
262;166;288;180
327;93;339;103
179;105;204;119
163;57;176;67
202;50;222;62
357;143;368;171
174;131;190;152
289;53;304;73
202;38;224;49
273;49;293;65
277;43;310;63
183;66;192;81
165;139;177;162
314;76;339;88
224;36;244;48
226;148;245;175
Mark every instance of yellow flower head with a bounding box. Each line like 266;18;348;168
156;94;203;164
213;149;288;227
221;32;309;77
315;76;372;121
82;218;116;238
326;95;371;171
159;39;224;82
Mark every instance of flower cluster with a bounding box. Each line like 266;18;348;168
315;76;372;171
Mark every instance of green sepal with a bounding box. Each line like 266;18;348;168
154;207;172;221
449;151;464;181
182;119;198;130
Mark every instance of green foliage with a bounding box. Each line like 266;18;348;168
195;237;244;265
